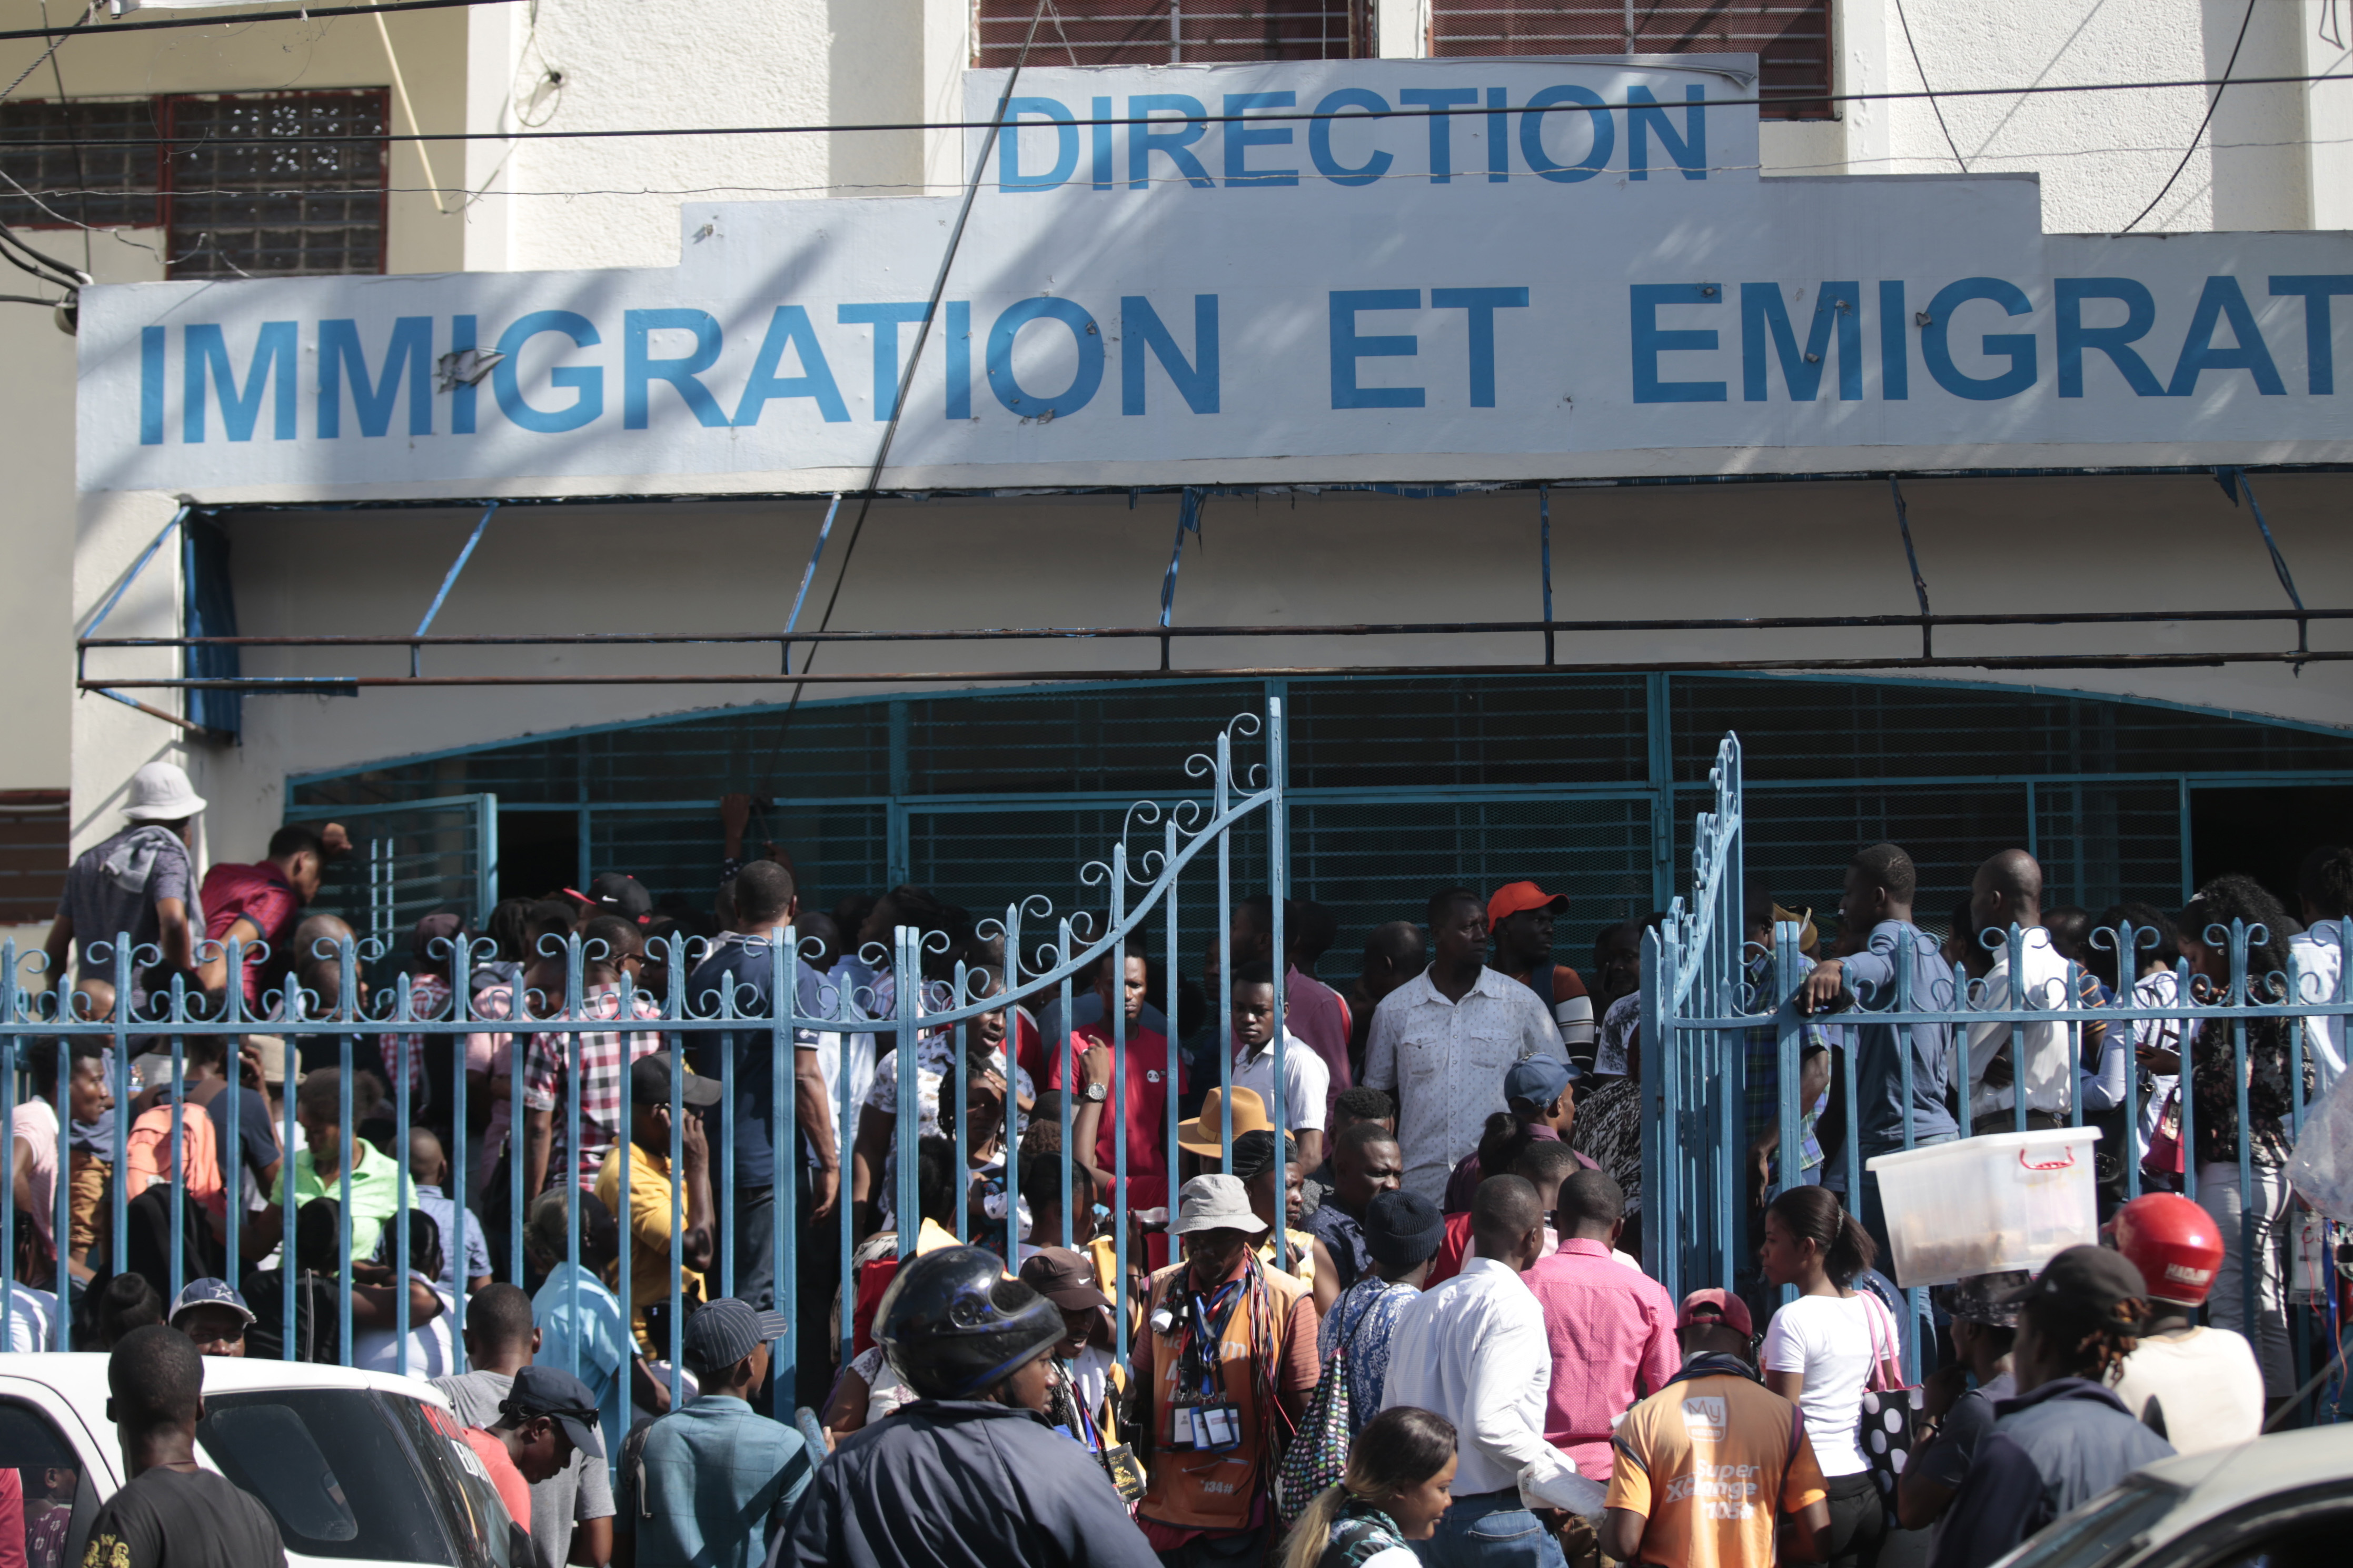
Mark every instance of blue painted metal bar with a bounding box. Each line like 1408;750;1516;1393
1539;488;1555;667
2215;467;2307;654
1889;476;1933;659
782;493;845;647
412;501;499;677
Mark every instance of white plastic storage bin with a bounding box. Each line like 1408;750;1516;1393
1864;1127;2102;1287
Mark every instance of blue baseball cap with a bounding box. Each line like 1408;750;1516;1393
168;1279;254;1326
1505;1055;1578;1110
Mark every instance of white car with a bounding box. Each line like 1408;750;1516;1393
0;1354;517;1568
1997;1425;2352;1568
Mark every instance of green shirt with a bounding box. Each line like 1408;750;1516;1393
271;1137;415;1261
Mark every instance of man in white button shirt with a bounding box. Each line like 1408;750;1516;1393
1363;889;1561;1203
1962;851;2076;1131
1383;1175;1580;1568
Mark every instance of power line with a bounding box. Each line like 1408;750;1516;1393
1893;0;1966;174
0;0;521;44
0;69;2346;151
2124;0;2259;232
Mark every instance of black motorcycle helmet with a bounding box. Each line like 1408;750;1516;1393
877;1245;1065;1400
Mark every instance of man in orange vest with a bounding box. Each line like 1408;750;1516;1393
1132;1174;1321;1565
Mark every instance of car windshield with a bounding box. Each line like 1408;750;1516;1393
198;1389;454;1563
2005;1477;2185;1568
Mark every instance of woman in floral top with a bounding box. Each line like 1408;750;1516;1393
2178;874;2316;1399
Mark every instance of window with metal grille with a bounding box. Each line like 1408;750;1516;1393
975;0;1372;66
0;790;69;925
1427;1;1834;121
0;98;161;231
0;90;386;277
165;92;388;278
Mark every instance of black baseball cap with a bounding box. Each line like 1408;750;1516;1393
1998;1246;2150;1329
629;1055;724;1110
569;873;654;923
500;1364;605;1460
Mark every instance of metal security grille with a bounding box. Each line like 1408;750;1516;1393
165;91;387;279
975;0;1370;66
304;795;499;950
1426;1;1834;120
0;98;160;230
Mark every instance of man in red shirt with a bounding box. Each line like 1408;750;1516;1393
1067;953;1185;1212
1525;1167;1678;1482
199;822;344;1005
1488;881;1597;1068
461;1363;603;1536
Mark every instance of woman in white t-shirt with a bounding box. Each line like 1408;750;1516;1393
1760;1185;1896;1568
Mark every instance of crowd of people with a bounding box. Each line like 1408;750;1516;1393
20;762;2347;1567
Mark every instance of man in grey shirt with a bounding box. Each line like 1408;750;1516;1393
44;761;205;1017
434;1284;615;1568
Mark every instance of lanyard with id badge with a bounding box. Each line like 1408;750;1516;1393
1164;1279;1246;1455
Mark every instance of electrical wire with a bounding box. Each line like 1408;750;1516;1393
0;0;520;44
0;69;2346;151
1893;0;1966;173
2123;0;2260;232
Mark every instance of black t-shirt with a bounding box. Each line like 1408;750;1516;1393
83;1465;286;1568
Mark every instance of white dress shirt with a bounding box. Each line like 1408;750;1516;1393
1382;1255;1578;1497
1362;966;1561;1202
2290;924;2349;1090
1228;1028;1330;1133
1963;927;2075;1121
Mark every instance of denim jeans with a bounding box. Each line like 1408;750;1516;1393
2196;1161;2294;1396
1416;1489;1568;1568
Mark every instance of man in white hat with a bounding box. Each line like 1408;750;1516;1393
1131;1173;1319;1565
43;761;206;1018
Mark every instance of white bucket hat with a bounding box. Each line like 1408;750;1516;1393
1171;1173;1267;1237
122;761;206;822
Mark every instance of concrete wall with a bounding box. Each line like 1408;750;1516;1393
73;471;2351;862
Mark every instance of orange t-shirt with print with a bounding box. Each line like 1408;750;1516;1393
1605;1369;1826;1568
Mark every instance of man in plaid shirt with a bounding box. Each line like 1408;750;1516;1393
522;917;667;1197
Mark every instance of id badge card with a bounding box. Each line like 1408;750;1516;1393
1197;1404;1242;1452
1166;1407;1195;1449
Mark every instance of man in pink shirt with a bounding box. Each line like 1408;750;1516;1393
1232;894;1353;1122
1523;1166;1679;1481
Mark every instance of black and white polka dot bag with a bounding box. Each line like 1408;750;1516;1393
1856;1293;1924;1495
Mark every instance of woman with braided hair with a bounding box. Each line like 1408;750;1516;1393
1927;1247;2175;1568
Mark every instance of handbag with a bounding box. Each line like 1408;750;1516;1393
1855;1292;1924;1494
1274;1339;1353;1524
2142;1087;2186;1180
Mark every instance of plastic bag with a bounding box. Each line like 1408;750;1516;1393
1518;1459;1607;1522
2286;1067;2353;1222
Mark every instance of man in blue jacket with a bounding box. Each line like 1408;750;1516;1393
780;1246;1158;1568
1929;1248;2176;1568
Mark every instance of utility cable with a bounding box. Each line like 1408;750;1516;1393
757;0;1057;780
0;0;519;43
2124;0;2259;232
2;69;2346;151
1893;0;1966;172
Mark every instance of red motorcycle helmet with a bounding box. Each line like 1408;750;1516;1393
2111;1193;2225;1306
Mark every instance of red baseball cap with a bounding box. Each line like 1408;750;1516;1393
1676;1287;1753;1337
1488;881;1570;926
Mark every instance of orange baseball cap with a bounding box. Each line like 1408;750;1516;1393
1488;881;1570;926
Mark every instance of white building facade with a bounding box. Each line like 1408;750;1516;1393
8;0;2353;957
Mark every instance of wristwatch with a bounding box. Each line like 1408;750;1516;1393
1081;1082;1109;1103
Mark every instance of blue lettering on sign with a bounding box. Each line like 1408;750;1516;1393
140;326;165;445
1878;281;1909;400
1000;98;1079;192
1741;283;1861;401
494;311;604;433
1329;289;1424;408
1121;295;1220;414
1224;93;1298;187
2054;279;2164;397
1307;89;1393;186
988;297;1105;417
2269;275;2353;394
1521;86;1611;184
732;306;850;425
318;317;435;438
1629;284;1726;404
2166;276;2284;397
1627;87;1705;182
1398;87;1480;184
450;315;481;434
1485;88;1510;182
1920;277;2036;401
623;308;728;428
1091;97;1116;191
1430;286;1530;407
840;302;935;418
1130;95;1214;191
184;322;300;443
946;301;972;420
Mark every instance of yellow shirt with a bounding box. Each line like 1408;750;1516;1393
1256;1229;1317;1288
593;1138;706;1353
